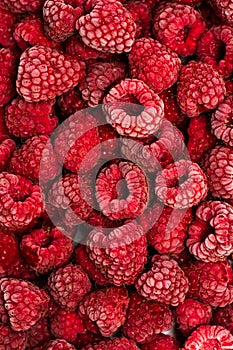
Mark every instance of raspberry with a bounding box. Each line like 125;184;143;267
73;332;105;348
141;335;180;350
213;304;233;334
129;38;181;94
76;0;136;53
197;26;233;77
0;278;49;331
126;1;151;38
46;340;76;350
136;255;189;306
98;124;119;159
122;292;173;343
153;3;205;57
0;135;16;172
211;0;233;26
26;317;51;348
182;325;233;350
6;260;36;281
5;97;58;139
81;337;140;350
177;61;226;117
79;286;129;337
0;323;27;350
87;221;147;286
16;45;85;103
183;261;205;299
20;227;73;274
202;145;233;200
0;232;20;277
0;48;17;108
154;160;208;209
0;172;44;234
198;2;222;29
57;88;86;117
0;0;44;13
0;7;18;49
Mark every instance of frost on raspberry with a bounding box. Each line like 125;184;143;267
210;0;233;27
0;0;45;13
0;323;27;350
46;339;76;350
0;135;16;172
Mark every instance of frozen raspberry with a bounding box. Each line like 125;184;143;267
76;0;136;53
73;332;105;348
98;124;119;159
0;232;20;277
122;292;173;343
177;61;226;117
126;1;151;38
20;227;73;274
129;38;181;94
87;221;147;286
0;135;16;172
213;304;233;334
0;108;9;137
79;286;129;337
5;97;58;139
153;3;205;57
6;260;36;281
43;0;84;42
0;48;17;108
57;88;86;117
202;145;233;200
197;26;233;78
81;337;140;350
136;255;189;306
16;45;85;103
0;278;49;331
85;208;122;229
154;160;208;209
211;0;233;26
0;172;44;234
187;114;217;163
46;339;76;350
0;323;27;350
0;7;18;49
183;261;205;299
141;334;180;350
0;0;44;13
26;317;51;349
182;325;233;350
80;61;126;107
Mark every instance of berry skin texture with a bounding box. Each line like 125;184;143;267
213;304;233;334
0;278;49;331
81;337;140;350
0;48;17;108
0;323;27;350
141;334;180;350
57;88;86;117
79;286;129;337
46;339;76;350
0;232;20;276
154;160;208;209
98;124;119;159
122;292;173;343
76;0;136;54
16;45;85;103
26;317;51;349
177;61;226;118
0;7;18;49
0;135;16;172
87;221;147;286
136;255;189;306
211;0;233;26
20;227;73;274
129;38;181;94
0;0;44;13
153;3;205;57
126;1;151;39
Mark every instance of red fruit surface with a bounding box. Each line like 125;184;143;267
213;304;233;334
81;337;140;350
141;334;180;350
0;7;18;49
0;48;17;108
26;317;51;348
0;232;19;276
126;1;151;38
211;0;233;26
0;323;27;350
46;339;76;350
97;124;119;159
0;0;44;13
0;135;16;172
57;88;86;117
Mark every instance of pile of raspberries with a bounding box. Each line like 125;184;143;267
2;0;233;349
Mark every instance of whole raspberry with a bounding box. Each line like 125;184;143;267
213;304;233;334
0;0;44;13
0;172;44;234
181;325;233;350
0;232;20;277
16;45;85;103
20;227;73;274
154;160;208;209
141;334;180;350
202;145;233;200
197;26;233;77
129;38;181;94
26;317;51;348
81;337;140;350
187;201;233;262
211;0;233;26
46;339;76;350
87;221;147;286
0;7;18;49
0;323;27;350
0;48;17;108
76;0;136;53
122;292;173;343
57;88;86;117
0;135;16;172
153;3;205;57
0;278;49;331
79;286;129;337
136;255;189;306
79;61;126;107
177;61;226;117
126;1;151;38
98;124;119;159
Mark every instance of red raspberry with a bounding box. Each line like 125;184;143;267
126;1;151;38
202;145;233;200
154;160;208;209
76;0;136;54
141;334;180;350
85;208;122;228
122;292;173;343
177;61;226;117
0;48;17;108
0;0;44;13
73;332;105;348
0;135;16;172
20;227;73;274
26;317;51;349
81;337;140;350
136;255;189;306
16;45;85;103
211;0;233;26
0;278;49;331
0;172;44;234
129;38;181;94
98;124;119;159
183;261;205;299
0;7;18;49
153;3;205;57
5;97;58;139
213;304;233;334
46;340;76;350
197;26;233;77
0;323;27;350
57;88;86;117
6;260;36;281
0;232;20;277
198;2;222;29
171;0;201;3
181;325;233;350
87;221;147;286
187;114;217;163
79;286;129;337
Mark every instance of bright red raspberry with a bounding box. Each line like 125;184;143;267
26;318;51;349
177;61;226;117
129;38;181;94
0;0;44;13
0;232;20;277
0;323;27;350
16;45;85;103
211;0;233;26
0;135;16;172
0;7;18;49
154;160;208;209
81;338;140;350
97;124;119;159
0;48;17;108
79;286;129;337
20;227;73;274
213;304;233;334
126;1;151;38
153;3;205;57
122;292;173;343
141;334;180;350
57;88;86;117
46;339;76;350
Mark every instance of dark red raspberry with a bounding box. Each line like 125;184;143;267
0;323;27;350
213;304;233;334
141;334;180;350
211;0;233;26
177;61;226;117
0;232;20;277
153;3;205;57
0;7;18;49
85;208;122;229
98;124;119;159
79;286;129;337
6;260;36;281
57;88;86;117
46;339;76;350
0;0;44;13
0;108;9;137
26;317;51;349
16;45;85;103
0;48;17;108
81;338;140;350
122;292;173;343
0;135;16;172
129;38;181;94
126;1;151;38
183;261;205;299
198;2;222;29
73;332;105;348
